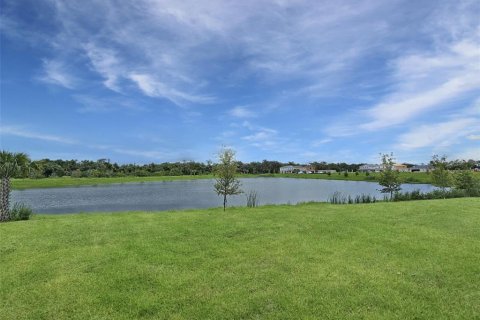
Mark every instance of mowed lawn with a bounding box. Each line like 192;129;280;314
1;199;479;319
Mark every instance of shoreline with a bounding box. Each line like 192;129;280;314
11;172;437;190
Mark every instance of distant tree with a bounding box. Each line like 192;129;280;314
214;148;242;211
0;151;31;221
378;153;402;199
430;155;452;196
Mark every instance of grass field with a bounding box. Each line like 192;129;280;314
11;175;215;190
11;172;442;189
1;199;479;319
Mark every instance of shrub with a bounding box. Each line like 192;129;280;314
10;202;33;221
71;170;82;178
454;170;480;194
344;172;349;177
327;172;331;176
392;188;476;202
365;171;370;176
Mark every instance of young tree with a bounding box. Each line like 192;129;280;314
0;151;30;221
214;148;242;211
378;153;402;199
430;155;452;196
453;162;479;195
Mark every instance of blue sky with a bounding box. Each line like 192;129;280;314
1;0;479;164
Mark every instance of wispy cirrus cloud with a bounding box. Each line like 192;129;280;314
325;0;480;138
360;39;480;131
74;95;146;113
0;124;187;161
0;125;77;144
129;73;215;106
396;118;479;150
84;44;123;92
6;0;439;107
38;59;77;89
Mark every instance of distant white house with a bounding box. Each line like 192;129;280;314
358;164;383;172
279;165;297;174
280;165;314;174
359;163;427;173
279;165;337;174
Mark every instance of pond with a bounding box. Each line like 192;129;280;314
11;178;437;214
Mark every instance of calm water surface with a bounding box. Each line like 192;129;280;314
11;178;437;214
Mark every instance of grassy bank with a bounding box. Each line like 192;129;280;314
1;199;479;319
264;172;434;183
12;172;440;189
11;175;215;190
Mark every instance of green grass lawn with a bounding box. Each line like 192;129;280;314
12;172;440;190
1;199;479;319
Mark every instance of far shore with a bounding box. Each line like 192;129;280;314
10;172;447;190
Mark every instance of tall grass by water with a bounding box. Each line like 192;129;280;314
329;191;378;204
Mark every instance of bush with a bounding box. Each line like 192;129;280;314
344;172;348;177
10;203;33;221
454;170;480;194
392;188;475;202
134;170;150;177
71;170;82;178
365;171;370;176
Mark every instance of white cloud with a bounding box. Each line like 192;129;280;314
240;123;281;150
467;135;480;141
0;124;186;161
397;118;478;150
74;95;145;113
0;125;77;144
13;0;428;104
454;147;480;160
312;138;332;147
84;44;122;92
229;106;256;118
39;59;76;89
243;128;277;143
129;73;215;106
361;38;480;131
323;1;480;137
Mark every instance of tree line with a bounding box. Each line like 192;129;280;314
7;157;480;179
12;158;361;179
